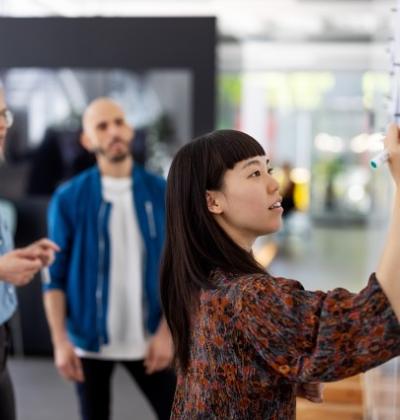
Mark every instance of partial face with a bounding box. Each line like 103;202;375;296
81;99;134;163
207;156;283;247
0;91;8;160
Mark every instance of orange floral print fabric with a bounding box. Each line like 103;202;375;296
171;270;400;419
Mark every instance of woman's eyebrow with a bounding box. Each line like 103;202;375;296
241;160;261;170
242;158;270;170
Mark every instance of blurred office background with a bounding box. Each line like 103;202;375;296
0;0;397;419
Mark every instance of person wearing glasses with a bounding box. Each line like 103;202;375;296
0;83;59;420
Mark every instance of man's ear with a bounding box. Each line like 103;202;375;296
206;191;223;215
80;131;93;152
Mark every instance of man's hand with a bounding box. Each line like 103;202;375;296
0;238;59;286
296;383;324;403
54;339;84;383
144;319;174;375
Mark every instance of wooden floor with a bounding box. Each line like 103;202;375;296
296;375;363;420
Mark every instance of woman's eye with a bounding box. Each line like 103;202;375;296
268;167;274;175
250;170;261;177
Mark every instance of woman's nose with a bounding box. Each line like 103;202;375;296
267;175;279;194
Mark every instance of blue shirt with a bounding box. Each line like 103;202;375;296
44;165;166;352
0;213;17;325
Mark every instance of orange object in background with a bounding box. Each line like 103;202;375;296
297;375;363;420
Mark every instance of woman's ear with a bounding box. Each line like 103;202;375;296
206;191;223;215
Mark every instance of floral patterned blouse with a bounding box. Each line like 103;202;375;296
171;270;400;419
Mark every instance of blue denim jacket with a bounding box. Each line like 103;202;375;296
44;165;166;352
0;214;17;325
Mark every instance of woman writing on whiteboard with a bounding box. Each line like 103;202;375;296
160;124;400;419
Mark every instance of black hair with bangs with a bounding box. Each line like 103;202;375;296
160;129;267;371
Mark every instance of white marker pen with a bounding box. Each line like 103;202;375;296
41;267;51;284
370;149;389;169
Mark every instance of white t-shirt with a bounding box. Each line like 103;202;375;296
76;176;148;360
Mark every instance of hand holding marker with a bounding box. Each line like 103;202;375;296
370;81;399;169
371;1;400;170
370;124;399;169
370;149;389;170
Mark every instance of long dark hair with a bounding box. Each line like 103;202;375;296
160;129;267;371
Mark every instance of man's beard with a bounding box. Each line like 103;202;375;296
108;152;130;163
94;138;131;163
94;148;131;163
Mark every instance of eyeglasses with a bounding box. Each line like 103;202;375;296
0;109;14;128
